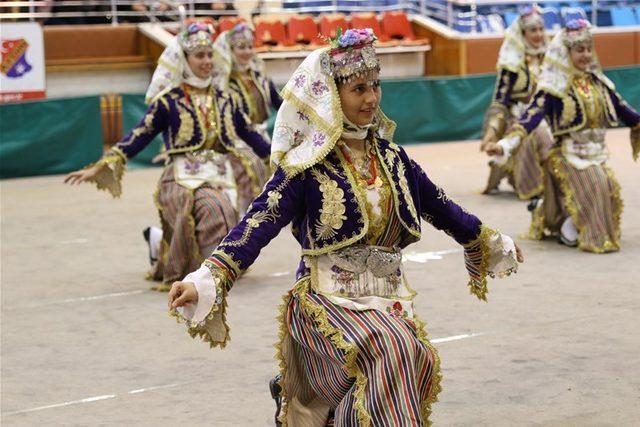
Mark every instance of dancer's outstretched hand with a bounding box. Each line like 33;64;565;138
168;282;198;310
514;243;524;263
484;142;504;156
64;163;106;185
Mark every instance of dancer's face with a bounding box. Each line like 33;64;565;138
570;41;594;71
523;23;545;49
186;47;214;79
232;41;255;68
337;72;381;127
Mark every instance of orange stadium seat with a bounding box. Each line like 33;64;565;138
319;13;349;39
381;11;428;46
350;13;397;46
287;15;322;48
254;16;295;51
218;16;245;33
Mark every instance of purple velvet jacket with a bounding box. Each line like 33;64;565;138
514;73;640;138
112;86;271;160
229;68;282;124
206;138;483;283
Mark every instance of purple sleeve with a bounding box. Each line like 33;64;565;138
207;167;304;281
515;90;554;135
269;79;283;110
411;160;482;245
493;69;517;107
113;99;167;159
608;87;640;128
232;101;271;159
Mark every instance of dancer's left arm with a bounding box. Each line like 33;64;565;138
222;94;272;160
410;159;522;301
607;87;640;161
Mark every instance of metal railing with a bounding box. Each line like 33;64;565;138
0;0;420;25
1;0;638;29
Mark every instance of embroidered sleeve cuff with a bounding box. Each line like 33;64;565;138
87;149;126;198
463;226;519;301
171;262;234;349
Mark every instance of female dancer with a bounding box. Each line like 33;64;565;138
213;22;284;211
481;6;553;199
487;20;640;252
170;29;523;424
65;24;269;290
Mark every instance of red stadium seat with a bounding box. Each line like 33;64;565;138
319;13;349;40
254;16;295;51
287;15;322;48
218;16;245;33
381;11;429;46
350;13;397;46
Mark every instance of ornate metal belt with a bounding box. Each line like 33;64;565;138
327;245;402;278
570;128;606;144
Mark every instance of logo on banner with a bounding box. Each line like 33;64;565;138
1;38;33;79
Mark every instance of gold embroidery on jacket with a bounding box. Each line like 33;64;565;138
312;169;347;239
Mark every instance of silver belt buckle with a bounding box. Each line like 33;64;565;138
328;245;401;278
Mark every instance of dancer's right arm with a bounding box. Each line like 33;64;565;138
169;166;305;348
64;99;168;196
481;69;517;150
486;89;554;160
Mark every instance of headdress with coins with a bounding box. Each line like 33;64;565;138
270;30;395;175
228;23;254;49
538;19;612;97
519;5;544;30
320;28;380;84
146;23;227;104
497;6;547;72
213;23;263;75
562;18;593;48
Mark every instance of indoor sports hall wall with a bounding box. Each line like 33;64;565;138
1;66;638;179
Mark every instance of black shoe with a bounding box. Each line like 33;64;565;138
142;227;157;265
527;197;541;213
269;375;282;426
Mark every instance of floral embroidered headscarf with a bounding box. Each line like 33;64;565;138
145;23;228;104
270;28;395;176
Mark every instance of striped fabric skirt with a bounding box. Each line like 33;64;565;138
484;121;553;200
277;280;441;426
149;165;238;290
529;149;622;253
228;147;270;214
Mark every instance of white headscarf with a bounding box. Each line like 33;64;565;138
213;27;265;76
538;23;612;97
271;48;395;176
497;11;546;73
145;28;229;104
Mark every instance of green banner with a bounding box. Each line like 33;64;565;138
0;96;103;179
2;66;638;178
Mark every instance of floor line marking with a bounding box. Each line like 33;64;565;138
432;332;489;344
3;382;191;417
4;290;146;311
